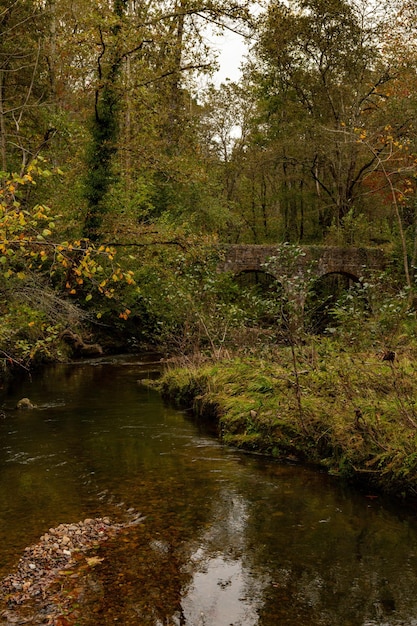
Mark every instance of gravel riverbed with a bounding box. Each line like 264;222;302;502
0;511;145;625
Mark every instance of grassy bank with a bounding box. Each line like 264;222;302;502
157;341;417;499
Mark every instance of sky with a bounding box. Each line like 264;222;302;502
210;1;264;86
212;29;249;85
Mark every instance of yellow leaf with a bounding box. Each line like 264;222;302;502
85;556;104;567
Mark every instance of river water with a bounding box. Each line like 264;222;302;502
1;356;417;625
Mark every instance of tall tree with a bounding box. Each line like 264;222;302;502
82;0;128;240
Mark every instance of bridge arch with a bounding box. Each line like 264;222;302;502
234;269;279;291
218;245;386;332
315;268;361;282
306;271;363;333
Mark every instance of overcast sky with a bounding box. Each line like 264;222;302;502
213;29;248;85
210;1;264;86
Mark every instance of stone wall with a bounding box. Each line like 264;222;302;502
218;245;387;280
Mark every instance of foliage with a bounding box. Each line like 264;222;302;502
3;0;417;505
0;162;137;366
0;0;52;174
81;0;126;240
48;0;256;238
0;305;64;367
128;243;250;357
195;0;417;245
2;0;417;369
262;243;317;339
3;0;417;253
324;273;417;349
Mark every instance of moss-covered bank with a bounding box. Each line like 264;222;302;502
157;343;417;500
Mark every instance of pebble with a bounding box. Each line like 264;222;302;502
0;510;146;624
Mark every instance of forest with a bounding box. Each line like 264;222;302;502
1;0;417;365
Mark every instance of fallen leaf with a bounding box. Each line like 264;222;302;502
85;556;104;567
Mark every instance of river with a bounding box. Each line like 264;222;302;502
1;356;417;625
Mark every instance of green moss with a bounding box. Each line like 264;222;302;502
157;343;417;500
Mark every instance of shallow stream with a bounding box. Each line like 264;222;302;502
1;356;417;625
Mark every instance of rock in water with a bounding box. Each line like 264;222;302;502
16;398;34;410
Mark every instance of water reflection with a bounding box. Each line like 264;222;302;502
181;492;263;625
1;359;417;624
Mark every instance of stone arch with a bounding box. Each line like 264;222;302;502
233;269;280;292
218;245;387;331
231;269;286;328
218;245;387;284
306;270;363;333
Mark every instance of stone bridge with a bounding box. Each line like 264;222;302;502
218;245;388;281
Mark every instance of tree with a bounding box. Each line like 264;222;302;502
197;80;258;240
0;1;53;175
245;0;415;239
82;0;128;240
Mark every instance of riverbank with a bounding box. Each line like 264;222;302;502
156;341;417;499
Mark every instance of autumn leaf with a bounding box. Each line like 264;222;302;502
54;616;71;626
85;556;104;567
